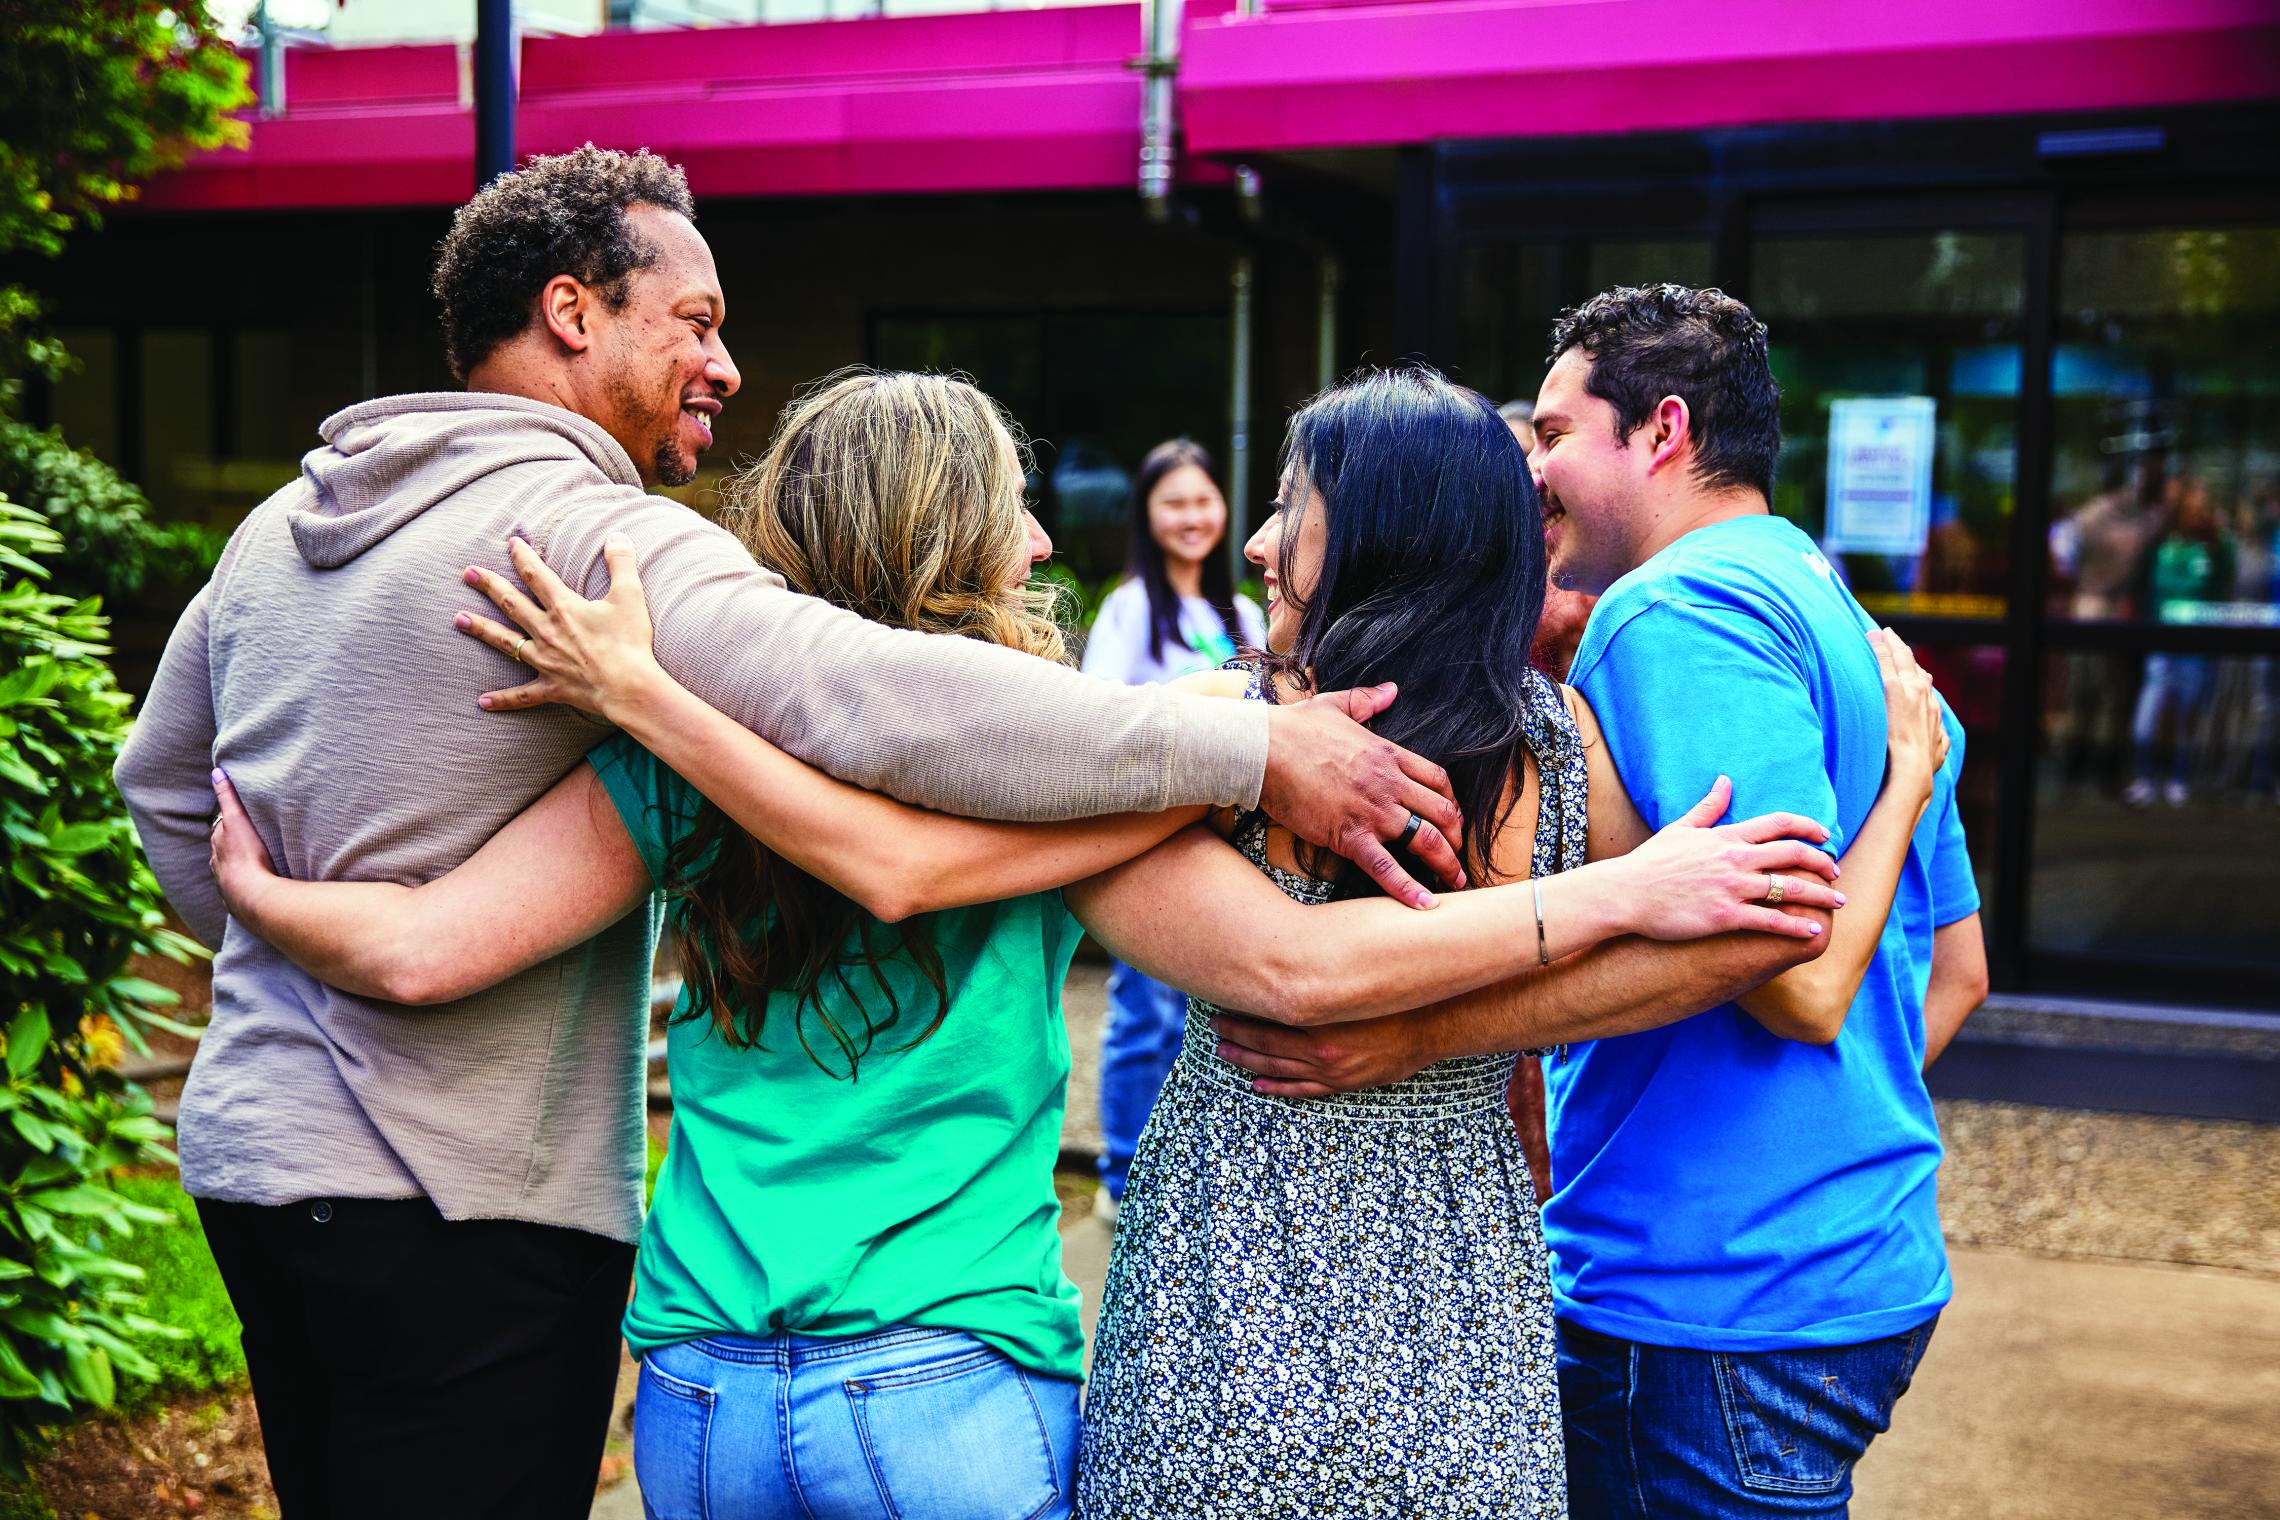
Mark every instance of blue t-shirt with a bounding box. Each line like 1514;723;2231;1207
1553;514;1978;1352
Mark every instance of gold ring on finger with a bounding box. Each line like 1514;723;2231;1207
1764;873;1787;905
512;637;529;666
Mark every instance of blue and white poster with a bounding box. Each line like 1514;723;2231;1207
1824;397;1936;556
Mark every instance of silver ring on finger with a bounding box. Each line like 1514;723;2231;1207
1763;873;1787;905
512;636;529;666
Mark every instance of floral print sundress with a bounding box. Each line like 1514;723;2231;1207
1075;660;1588;1520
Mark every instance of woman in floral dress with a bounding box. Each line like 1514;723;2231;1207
1073;368;1945;1518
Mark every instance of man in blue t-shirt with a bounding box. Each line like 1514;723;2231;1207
1528;284;1986;1516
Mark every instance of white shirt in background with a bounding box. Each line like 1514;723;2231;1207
1082;578;1268;688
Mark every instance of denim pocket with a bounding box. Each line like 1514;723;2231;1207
846;1344;1066;1520
1710;1324;1934;1498
634;1350;718;1520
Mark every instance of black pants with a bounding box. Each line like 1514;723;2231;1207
197;1196;636;1520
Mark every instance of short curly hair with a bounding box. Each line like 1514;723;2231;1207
431;144;696;380
1548;284;1781;500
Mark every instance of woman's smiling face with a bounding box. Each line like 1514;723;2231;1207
1243;468;1328;656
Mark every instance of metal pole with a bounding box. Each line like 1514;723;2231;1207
1136;0;1183;218
1315;253;1342;391
257;3;286;119
1229;252;1255;586
475;0;517;190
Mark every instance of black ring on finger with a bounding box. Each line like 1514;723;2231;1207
1395;812;1424;853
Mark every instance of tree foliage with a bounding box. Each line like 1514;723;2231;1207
0;2;252;261
0;2;253;407
0;496;202;1475
0;422;221;610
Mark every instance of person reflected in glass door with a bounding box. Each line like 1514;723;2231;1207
1079;440;1267;1210
2128;475;2235;806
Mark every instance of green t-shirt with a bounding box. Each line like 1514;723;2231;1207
590;736;1086;1381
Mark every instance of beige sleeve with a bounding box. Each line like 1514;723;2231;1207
540;489;1269;822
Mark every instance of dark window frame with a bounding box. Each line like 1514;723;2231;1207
1412;103;2280;1008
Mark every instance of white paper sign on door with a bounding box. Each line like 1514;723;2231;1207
1824;397;1936;556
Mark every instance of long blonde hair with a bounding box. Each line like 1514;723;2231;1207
667;369;1066;1076
723;369;1066;662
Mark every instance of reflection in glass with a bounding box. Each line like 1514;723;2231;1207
2034;652;2280;976
2036;229;2280;975
2049;228;2280;628
1749;231;2023;620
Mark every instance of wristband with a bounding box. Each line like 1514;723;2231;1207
1533;879;1550;967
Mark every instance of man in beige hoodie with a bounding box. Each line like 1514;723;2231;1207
117;146;1460;1518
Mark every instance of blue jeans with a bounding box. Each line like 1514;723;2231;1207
1096;960;1188;1200
634;1326;1080;1520
1557;1316;1938;1518
2132;652;2216;786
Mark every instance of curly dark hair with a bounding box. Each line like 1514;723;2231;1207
1547;283;1781;500
430;144;696;380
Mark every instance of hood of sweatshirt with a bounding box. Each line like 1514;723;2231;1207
289;392;645;569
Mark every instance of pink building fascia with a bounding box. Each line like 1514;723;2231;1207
140;0;2280;212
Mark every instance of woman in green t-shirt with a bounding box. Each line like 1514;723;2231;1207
208;370;1852;1519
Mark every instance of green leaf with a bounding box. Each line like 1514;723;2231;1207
43;820;112;855
0;1336;41;1400
5;1007;49;1080
104;975;179;1008
59;1341;113;1408
8;1110;56;1154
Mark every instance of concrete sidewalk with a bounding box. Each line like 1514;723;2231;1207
594;966;2280;1518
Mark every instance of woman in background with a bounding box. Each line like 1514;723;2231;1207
1079;440;1267;1211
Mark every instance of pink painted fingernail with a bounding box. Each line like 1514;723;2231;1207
1835;893;1847;906
464;568;480;585
1810;923;1824;935
210;767;225;786
454;612;471;630
478;695;494;710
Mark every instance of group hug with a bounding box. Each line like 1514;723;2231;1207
115;145;1986;1520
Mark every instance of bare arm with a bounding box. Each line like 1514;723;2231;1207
514;512;1466;905
207;766;649;1006
603;673;1201;922
115;584;228;948
1737;630;1949;1044
1921;912;1989;1069
1067;776;1839;1028
455;535;1215;917
1211;919;1831;1098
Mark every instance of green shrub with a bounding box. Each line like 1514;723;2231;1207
0;422;221;610
0;495;206;1475
101;1176;242;1408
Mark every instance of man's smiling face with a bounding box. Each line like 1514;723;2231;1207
1530;347;1655;596
589;204;740;487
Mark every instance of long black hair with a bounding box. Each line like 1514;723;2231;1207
1126;438;1244;662
1267;365;1548;891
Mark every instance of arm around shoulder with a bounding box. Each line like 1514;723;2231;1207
552;497;1267;821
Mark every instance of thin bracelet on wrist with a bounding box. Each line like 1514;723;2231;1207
1533;879;1550;967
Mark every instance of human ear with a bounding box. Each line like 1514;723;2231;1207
1646;395;1691;475
539;274;594;355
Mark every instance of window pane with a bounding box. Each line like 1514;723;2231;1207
1750;231;2024;619
139;330;214;522
2034;649;2280;975
50;329;119;465
1919;643;2005;944
2047;228;2280;627
1457;237;1714;409
871;311;1229;581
